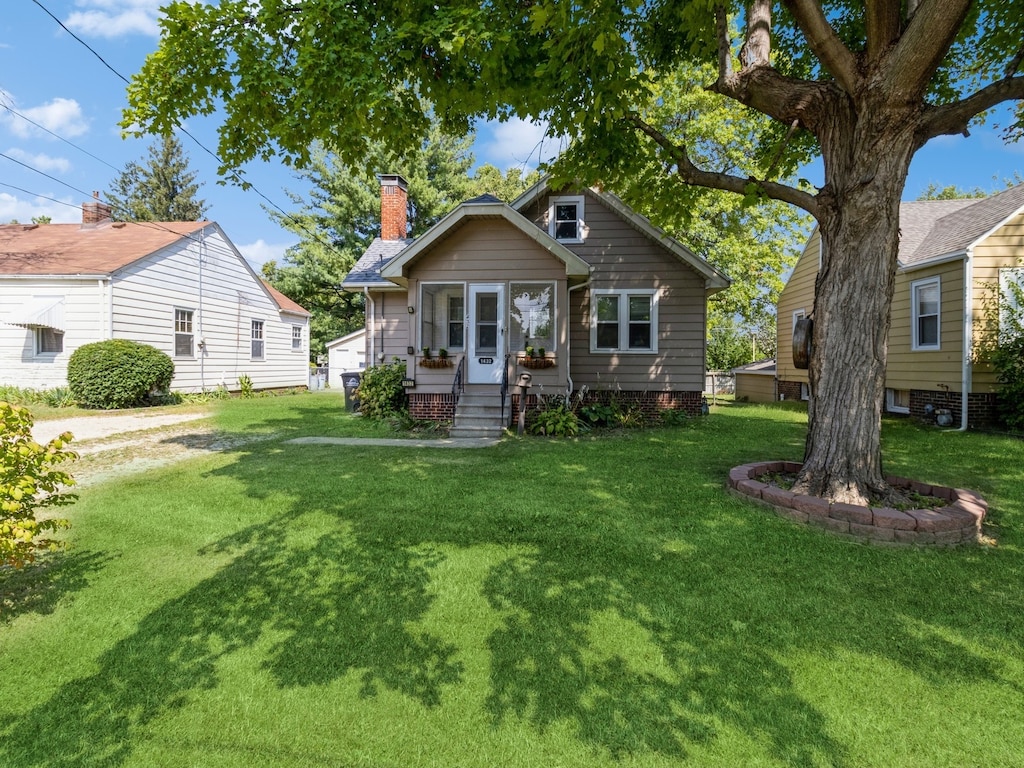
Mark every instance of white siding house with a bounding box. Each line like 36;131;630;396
0;202;309;393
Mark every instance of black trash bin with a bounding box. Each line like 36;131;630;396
342;372;361;412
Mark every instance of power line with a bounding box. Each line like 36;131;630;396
0;103;121;172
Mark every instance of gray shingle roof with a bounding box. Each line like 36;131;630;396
341;237;412;287
901;184;1024;266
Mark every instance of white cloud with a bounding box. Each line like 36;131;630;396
476;118;562;170
236;238;296;270
0;192;79;224
5;148;71;174
8;98;88;138
65;1;162;38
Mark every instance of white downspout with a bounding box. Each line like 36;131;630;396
959;248;974;431
364;288;376;366
566;279;591;394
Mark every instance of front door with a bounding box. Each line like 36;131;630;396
467;283;504;384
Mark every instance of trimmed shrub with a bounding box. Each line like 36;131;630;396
67;340;174;409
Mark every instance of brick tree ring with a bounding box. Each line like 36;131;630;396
727;461;987;546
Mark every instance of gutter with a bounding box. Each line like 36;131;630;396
958;246;975;431
364;287;376;366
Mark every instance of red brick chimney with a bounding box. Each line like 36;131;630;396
380;174;409;240
82;191;112;225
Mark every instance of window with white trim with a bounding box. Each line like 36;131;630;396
999;267;1024;341
912;277;940;350
291;325;303;351
174;309;194;357
548;195;585;243
510;282;555;353
36;327;63;355
420;283;465;351
792;308;806;329
251;320;265;360
886;388;910;414
590;289;658;352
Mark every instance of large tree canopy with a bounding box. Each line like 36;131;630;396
106;134;207;222
125;1;1024;504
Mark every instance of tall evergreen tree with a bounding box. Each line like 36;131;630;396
106;134;207;222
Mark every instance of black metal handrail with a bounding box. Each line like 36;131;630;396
500;353;511;426
451;354;465;406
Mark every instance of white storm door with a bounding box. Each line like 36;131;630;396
467;284;505;384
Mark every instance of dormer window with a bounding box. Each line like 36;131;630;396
549;195;585;243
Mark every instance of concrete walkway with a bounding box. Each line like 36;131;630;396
284;436;500;449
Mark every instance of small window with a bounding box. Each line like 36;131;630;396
420;283;465;351
175;309;194;357
36;327;63;354
792;308;806;330
548;195;585;242
999;267;1024;341
912;277;940;350
886;388;910;414
590;289;658;353
251;320;265;360
291;325;303;351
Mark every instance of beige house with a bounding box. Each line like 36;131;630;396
777;184;1024;428
342;175;730;434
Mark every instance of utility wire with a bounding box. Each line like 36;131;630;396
0;103;121;172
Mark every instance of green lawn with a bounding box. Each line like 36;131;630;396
1;393;1022;767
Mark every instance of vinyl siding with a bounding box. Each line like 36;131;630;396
0;277;110;389
110;226;308;392
886;263;964;390
524;189;709;391
775;230;819;385
735;373;777;403
969;209;1024;391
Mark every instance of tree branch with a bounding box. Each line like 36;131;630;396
881;0;972;99
739;0;771;68
715;4;732;79
627;114;820;219
1006;44;1024;78
917;76;1024;145
865;0;901;61
782;0;859;96
712;65;835;137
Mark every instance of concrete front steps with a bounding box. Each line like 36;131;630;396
450;391;507;439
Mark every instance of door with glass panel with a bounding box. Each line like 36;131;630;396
467;284;504;384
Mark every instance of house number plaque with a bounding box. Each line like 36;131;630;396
478;357;493;364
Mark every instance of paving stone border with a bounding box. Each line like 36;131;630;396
728;461;987;546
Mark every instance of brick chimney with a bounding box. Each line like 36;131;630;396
82;191;112;225
379;174;409;240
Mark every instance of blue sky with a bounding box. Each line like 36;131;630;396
3;1;1023;270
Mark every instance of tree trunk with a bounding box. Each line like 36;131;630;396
792;102;918;505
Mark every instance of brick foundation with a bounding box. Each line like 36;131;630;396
776;380;804;402
408;392;457;421
908;389;998;428
728;461;987;547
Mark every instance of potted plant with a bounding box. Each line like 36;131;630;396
438;348;448;360
422;346;431;360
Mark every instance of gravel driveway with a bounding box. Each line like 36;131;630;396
31;410;211;444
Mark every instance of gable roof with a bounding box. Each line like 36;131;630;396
0;220;208;275
901;184;1024;267
513;177;730;293
342;237;413;289
378;197;591;285
261;280;311;316
0;219;309;317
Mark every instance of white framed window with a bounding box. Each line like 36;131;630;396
999;267;1024;341
912;277;940;350
420;283;465;351
251;319;265;360
36;327;63;355
590;289;658;353
510;282;555;353
174;308;194;357
886;388;910;414
548;195;585;243
792;308;806;329
291;325;303;351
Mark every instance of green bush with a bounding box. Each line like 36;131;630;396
67;340;175;409
992;336;1024;430
529;395;580;437
1;402;76;568
355;359;408;420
